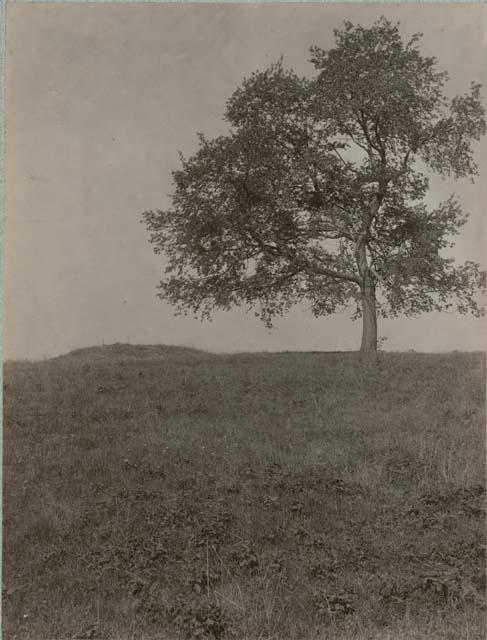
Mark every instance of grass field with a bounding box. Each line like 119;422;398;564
3;344;486;639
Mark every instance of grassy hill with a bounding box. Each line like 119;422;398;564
3;346;486;639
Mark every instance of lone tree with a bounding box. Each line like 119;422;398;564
143;18;486;352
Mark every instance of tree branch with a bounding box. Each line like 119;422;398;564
357;111;382;157
306;261;361;285
248;225;361;285
373;117;387;165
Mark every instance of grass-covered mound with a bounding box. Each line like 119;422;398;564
3;347;486;639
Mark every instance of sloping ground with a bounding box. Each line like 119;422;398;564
56;342;213;362
3;348;486;639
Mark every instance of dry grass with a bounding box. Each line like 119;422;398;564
3;344;486;639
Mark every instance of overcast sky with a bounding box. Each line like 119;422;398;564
4;2;487;360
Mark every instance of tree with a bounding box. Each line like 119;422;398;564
143;18;486;352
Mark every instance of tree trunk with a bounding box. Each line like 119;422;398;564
360;283;377;352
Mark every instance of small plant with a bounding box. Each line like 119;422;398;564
420;567;463;605
314;588;355;620
229;542;259;573
169;597;226;639
186;567;221;595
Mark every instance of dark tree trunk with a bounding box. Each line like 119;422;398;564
355;220;378;353
360;283;377;352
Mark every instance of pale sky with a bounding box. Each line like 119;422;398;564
4;2;487;360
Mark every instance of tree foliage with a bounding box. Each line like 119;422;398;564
143;18;486;349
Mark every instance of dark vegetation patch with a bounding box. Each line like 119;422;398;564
3;349;486;639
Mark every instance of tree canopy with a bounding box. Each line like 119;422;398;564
143;17;486;351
